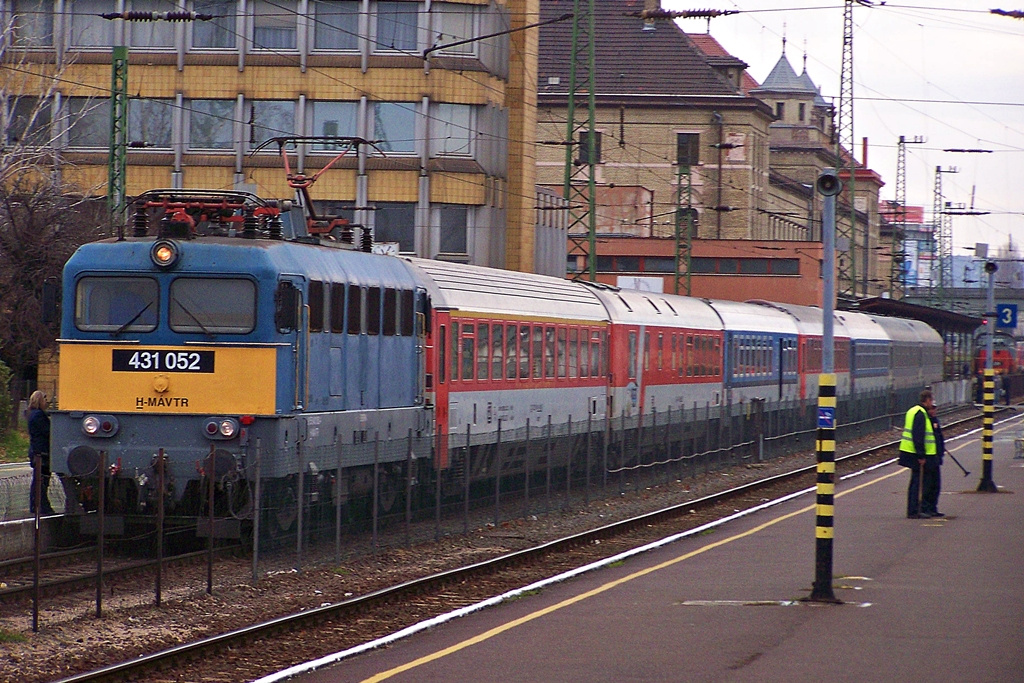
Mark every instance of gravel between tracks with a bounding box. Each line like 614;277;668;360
0;410;984;683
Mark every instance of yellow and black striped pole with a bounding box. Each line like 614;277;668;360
977;367;998;492
810;373;840;602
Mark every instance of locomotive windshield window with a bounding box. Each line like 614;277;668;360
76;277;158;332
383;289;397;336
330;284;345;333
169;278;255;333
367;287;381;335
309;280;324;332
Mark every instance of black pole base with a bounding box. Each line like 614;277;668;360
976;478;998;493
805;583;843;604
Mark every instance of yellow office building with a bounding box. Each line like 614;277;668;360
2;0;537;270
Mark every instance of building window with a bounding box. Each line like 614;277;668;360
643;257;676;273
430;3;476;56
439;204;467;255
772;258;800;275
248;100;294;151
66;98;109;148
129;99;174;148
677;132;699;168
252;0;297;49
193;0;237;49
739;258;769;275
373;202;415;252
313;0;359;50
374;1;418;52
614;256;640;272
775;102;785;120
6;96;51;146
130;0;176;47
69;0;114;48
309;101;359;149
576;130;601;164
798;103;806;122
189;100;235;150
429;103;472;156
12;0;54;47
373;102;416;154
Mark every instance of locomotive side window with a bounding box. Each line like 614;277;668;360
170;278;255;333
400;290;415;336
309;280;324;332
347;286;361;335
383;288;397;336
330;283;345;333
76;276;158;332
367;287;381;335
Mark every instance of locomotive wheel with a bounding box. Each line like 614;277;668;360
376;469;403;516
268;479;298;537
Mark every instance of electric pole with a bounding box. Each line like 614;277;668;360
889;135;924;298
563;0;597;281
932;165;958;307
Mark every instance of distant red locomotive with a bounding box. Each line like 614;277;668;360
974;332;1021;375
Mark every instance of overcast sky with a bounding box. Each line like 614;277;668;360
664;0;1024;255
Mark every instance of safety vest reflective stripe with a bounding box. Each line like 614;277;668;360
899;404;936;455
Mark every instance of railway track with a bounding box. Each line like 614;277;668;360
51;406;1012;683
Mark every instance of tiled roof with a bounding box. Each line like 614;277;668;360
687;32;760;95
538;0;742;98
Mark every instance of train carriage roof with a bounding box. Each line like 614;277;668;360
747;301;852;339
869;315;942;345
836;310;889;342
406;258;609;322
590;288;722;330
705;299;799;336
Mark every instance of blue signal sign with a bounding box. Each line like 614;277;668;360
996;304;1017;329
817;407;835;429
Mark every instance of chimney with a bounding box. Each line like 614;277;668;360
643;0;660;30
861;137;868;167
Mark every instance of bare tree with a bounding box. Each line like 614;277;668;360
1;28;110;422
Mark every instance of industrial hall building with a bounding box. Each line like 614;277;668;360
1;0;541;272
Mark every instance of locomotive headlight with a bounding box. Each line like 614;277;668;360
82;414;119;437
150;239;179;269
83;416;100;434
203;417;239;440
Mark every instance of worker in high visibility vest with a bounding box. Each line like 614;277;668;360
898;389;939;518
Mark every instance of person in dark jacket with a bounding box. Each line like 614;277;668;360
27;390;55;515
922;403;945;517
898;389;939;518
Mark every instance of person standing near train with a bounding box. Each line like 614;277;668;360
922;402;945;518
27;390;55;516
898;389;939;519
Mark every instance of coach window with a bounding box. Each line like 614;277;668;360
462;324;475;380
383;289;397;336
600;331;608;376
330;284;345;333
450;322;459;381
590;331;601;377
367;287;381;335
532;326;543;379
519;325;530;379
476;323;489;380
76;276;158;332
545;326;556;378
557;328;567;379
170;278;256;333
657;333;664;370
569;328;579;378
491;324;503;380
438;325;446;383
506;324;517;379
579;329;589;378
309;280;324;332
714;337;721;376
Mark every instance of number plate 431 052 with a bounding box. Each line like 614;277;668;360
112;349;215;373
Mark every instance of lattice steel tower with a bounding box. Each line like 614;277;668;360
563;0;597;281
834;1;857;298
932;165;957;306
889;135;924;298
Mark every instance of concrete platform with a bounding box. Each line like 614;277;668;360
267;413;1024;683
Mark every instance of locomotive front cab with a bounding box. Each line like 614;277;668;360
52;236;282;531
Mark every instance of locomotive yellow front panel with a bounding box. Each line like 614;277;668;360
58;344;278;415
